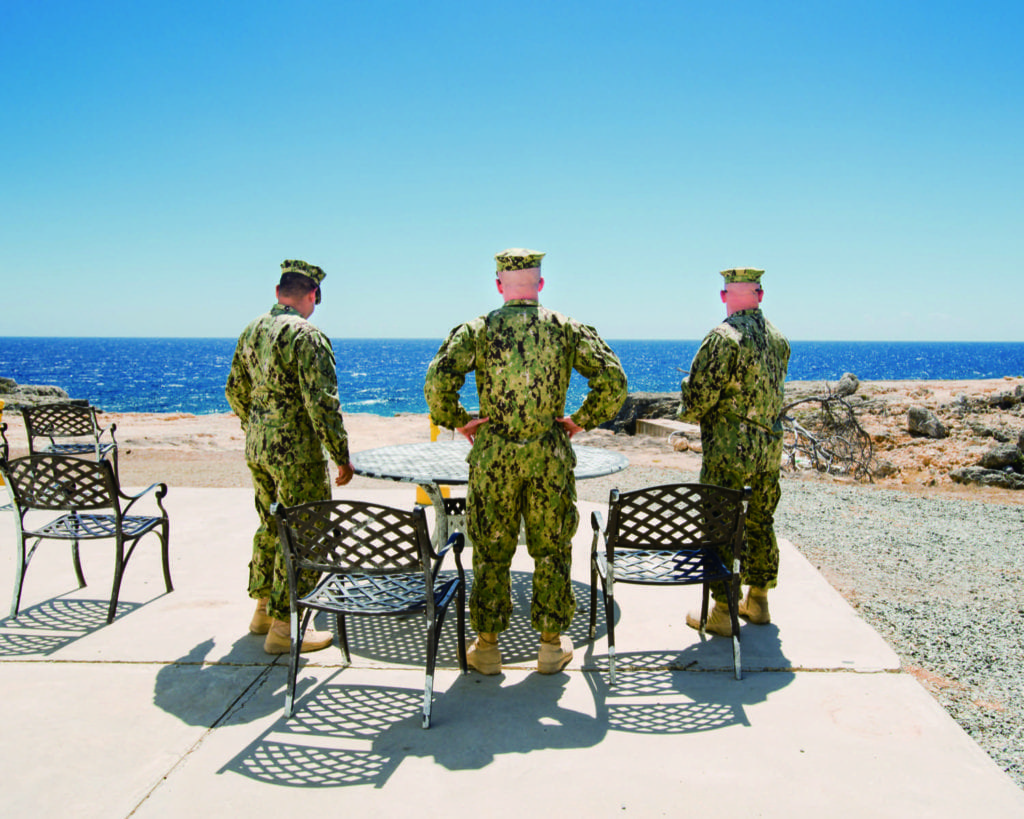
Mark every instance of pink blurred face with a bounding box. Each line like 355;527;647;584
720;282;763;314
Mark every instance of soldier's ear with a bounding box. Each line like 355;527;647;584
537;277;544;293
496;278;504;294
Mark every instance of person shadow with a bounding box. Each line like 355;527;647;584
153;634;306;727
216;575;794;788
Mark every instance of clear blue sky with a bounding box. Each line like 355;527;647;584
2;1;1021;341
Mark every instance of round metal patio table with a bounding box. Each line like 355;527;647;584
350;440;628;547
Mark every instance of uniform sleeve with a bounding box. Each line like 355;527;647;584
424;321;477;430
296;331;350;466
678;330;736;424
569;323;628;430
224;336;252;427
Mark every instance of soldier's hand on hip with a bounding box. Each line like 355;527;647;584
457;417;490;444
557;416;584;438
335;463;354;486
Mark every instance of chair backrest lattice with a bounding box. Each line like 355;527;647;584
609;484;743;550
278;500;429;575
4;455;116;512
24;404;100;440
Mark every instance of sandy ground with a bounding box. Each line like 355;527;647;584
3;377;1022;506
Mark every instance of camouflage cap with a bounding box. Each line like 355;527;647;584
281;259;326;285
720;267;765;284
495;248;545;272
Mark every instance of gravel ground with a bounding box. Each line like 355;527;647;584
577;465;1024;790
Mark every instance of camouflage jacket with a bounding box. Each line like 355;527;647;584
225;303;350;469
678;309;790;472
424;300;627;442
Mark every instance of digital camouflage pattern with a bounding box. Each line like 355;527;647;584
280;259;326;285
678;307;790;599
494;247;546;271
247;461;331;620
425;298;627;634
720;267;765;284
225;301;350;621
225;304;350;470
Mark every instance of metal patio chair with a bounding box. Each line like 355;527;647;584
275;499;467;727
589;482;750;683
0;422;11;513
22;403;119;477
1;453;172;624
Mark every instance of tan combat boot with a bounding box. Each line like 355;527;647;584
538;632;573;674
263;618;334;655
249;597;272;635
685;600;734;637
466;632;502;675
739;587;771;624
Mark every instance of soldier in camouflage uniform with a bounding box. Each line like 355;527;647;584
678;267;790;636
425;248;627;675
225;260;354;654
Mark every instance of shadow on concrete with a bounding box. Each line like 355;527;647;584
0;597;140;656
152;636;298;727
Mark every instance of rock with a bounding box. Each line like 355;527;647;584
950;466;1024;490
672;437;689;452
872;459;899;478
907;406;947;439
834;372;860;397
601;392;678;435
1018;428;1024;452
979;444;1024;472
0;379;79;412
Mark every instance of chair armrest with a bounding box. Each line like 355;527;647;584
434;531;466;581
97;421;118;443
120;482;169;516
590;510;607;556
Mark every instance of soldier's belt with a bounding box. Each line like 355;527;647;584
488;422;556;445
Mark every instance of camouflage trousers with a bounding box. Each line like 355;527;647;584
466;431;579;635
700;464;782;601
247;460;331;621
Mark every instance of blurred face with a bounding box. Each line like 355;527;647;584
720;282;763;315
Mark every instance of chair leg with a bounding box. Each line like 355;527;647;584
456;580;468;673
160;520;173;592
605;571;616;686
72;538;86;587
588;554;598;639
728;581;742;681
336;612;350;664
106;537;127;623
10;531;28;619
423;613;440;729
284;609;309;718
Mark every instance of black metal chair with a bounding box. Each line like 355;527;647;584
0;422;11;513
22;403;119;478
274;499;467;727
1;454;172;623
589;482;750;683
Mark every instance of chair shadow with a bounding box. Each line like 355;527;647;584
219;669;607;787
0;597;141;656
337;570;595;668
217;577;796;789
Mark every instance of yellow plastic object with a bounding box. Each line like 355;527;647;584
416;420;451;505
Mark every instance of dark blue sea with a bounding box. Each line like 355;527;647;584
1;338;1023;416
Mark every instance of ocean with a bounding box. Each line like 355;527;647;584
1;337;1023;416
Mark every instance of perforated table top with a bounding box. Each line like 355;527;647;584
351;440;628;486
